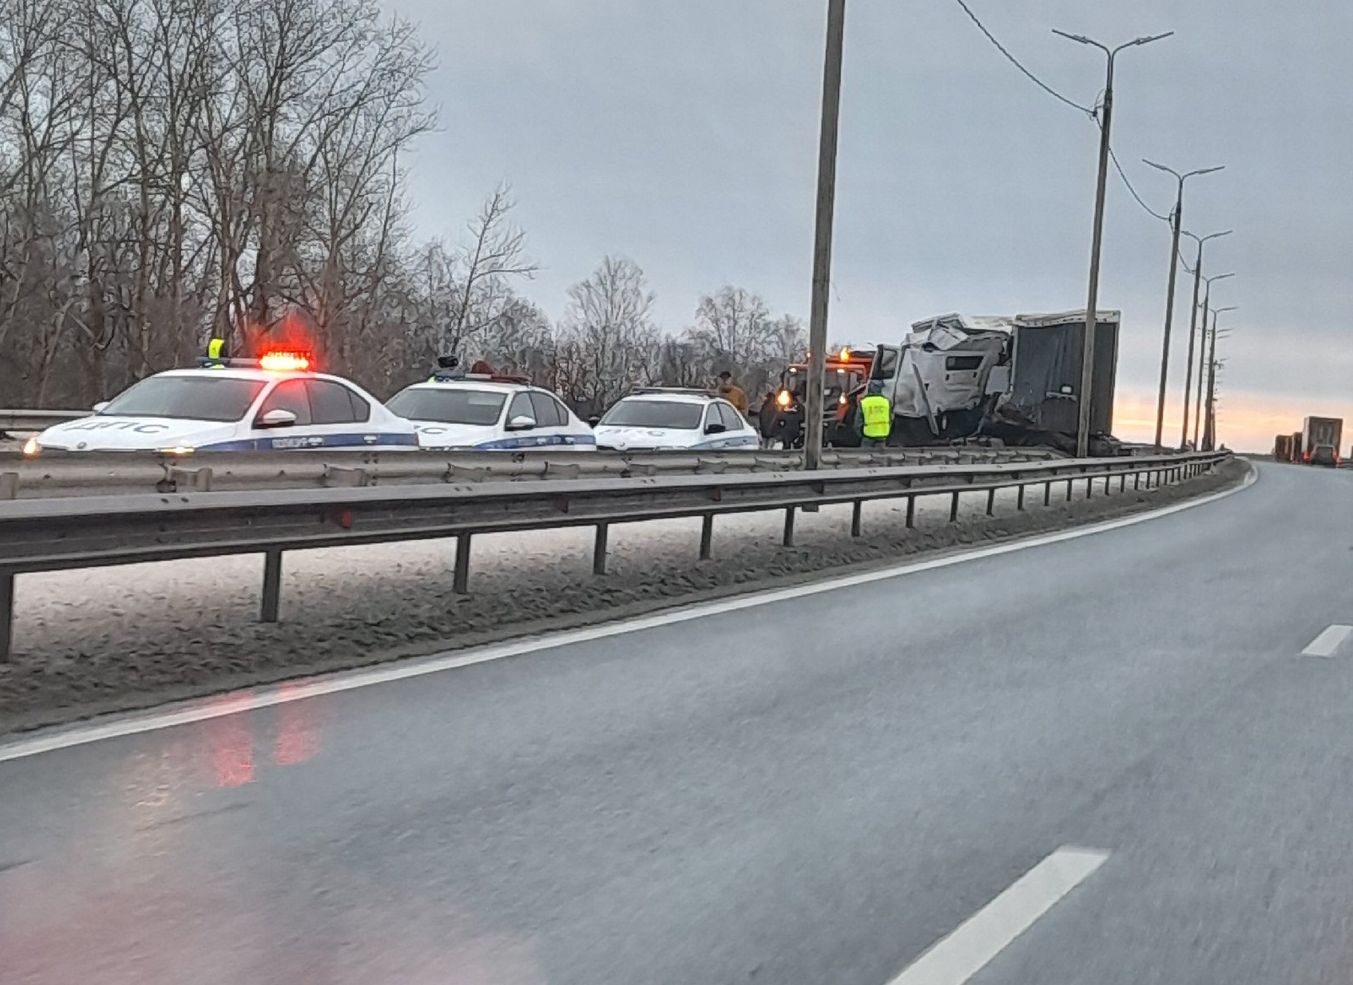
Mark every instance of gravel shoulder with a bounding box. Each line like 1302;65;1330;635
1;458;1250;733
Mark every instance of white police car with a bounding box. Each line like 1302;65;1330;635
593;389;759;452
23;352;419;456
385;372;595;450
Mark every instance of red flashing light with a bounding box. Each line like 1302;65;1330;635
259;350;311;372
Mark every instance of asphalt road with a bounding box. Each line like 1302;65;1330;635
3;460;1352;985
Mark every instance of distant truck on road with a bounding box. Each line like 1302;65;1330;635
1301;416;1343;466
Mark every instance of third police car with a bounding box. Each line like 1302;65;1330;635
23;351;418;456
385;369;595;450
593;388;760;452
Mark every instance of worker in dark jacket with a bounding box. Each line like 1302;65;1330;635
858;380;892;447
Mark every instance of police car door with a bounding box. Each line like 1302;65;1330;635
505;392;551;449
305;379;385;447
251;378;321;450
715;400;754;448
528;391;578;448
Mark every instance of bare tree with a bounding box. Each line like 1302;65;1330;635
0;0;438;405
553;255;657;416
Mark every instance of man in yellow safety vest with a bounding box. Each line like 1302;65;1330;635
858;380;892;447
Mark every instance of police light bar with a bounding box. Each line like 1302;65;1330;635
467;372;530;384
632;386;711;396
431;371;531;384
198;351;314;372
258;351;311;372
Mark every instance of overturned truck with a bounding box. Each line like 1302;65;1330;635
871;309;1121;453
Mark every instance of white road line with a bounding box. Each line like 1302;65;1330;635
0;463;1256;764
886;847;1109;985
1302;625;1353;658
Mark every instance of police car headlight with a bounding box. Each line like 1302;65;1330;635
158;445;196;456
21;436;40;457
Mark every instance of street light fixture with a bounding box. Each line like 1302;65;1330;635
1179;229;1232;448
1204;305;1238;450
1141;159;1225;449
1053;28;1173;457
1194;270;1234;449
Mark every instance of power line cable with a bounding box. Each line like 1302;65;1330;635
1107;143;1171;223
948;0;1174;225
947;0;1094;116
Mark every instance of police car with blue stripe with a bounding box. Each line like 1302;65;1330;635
23;350;419;456
386;367;595;451
593;388;760;452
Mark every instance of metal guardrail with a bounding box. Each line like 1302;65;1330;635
0;409;85;434
0;450;1230;660
0;446;1059;499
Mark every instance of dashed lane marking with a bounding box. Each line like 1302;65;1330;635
885;847;1109;985
1302;625;1353;658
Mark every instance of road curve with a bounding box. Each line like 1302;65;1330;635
3;461;1352;985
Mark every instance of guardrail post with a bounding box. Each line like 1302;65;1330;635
1085;477;1093;499
454;534;472;594
700;513;715;559
1016;484;1025;511
0;571;12;662
985;488;995;516
1065;478;1073;502
850;500;863;537
1119;474;1126;493
1134;471;1141;490
1104;474;1111;495
261;549;283;623
949;490;960;522
905;494;916;529
1043;481;1051;506
592;523;609;576
782;507;796;547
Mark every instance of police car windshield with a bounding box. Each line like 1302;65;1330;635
601;400;703;429
99;376;266;422
387;387;507;425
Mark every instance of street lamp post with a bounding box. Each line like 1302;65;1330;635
803;0;847;470
1194;270;1233;449
1053;29;1172;458
1204;305;1237;450
1179;229;1231;448
1142;159;1225;449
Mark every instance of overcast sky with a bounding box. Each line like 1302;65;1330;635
382;0;1353;449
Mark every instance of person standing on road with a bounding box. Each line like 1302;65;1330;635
858;379;892;447
715;371;749;417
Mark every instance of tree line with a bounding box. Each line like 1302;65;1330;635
0;0;806;416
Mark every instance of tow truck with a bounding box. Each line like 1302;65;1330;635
761;346;876;448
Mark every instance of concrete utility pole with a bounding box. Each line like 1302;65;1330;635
1194;270;1233;449
1203;305;1236;450
803;0;846;470
1179;230;1231;448
1053;29;1171;458
1143;160;1224;449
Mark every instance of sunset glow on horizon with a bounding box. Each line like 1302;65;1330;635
1112;388;1353;454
